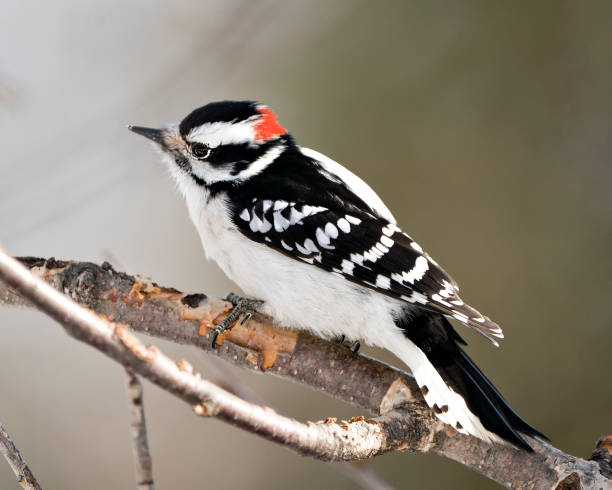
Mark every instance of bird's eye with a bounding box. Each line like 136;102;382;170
190;142;211;159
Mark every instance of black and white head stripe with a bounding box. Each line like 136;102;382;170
179;101;260;138
179;100;287;149
161;101;291;187
232;198;503;344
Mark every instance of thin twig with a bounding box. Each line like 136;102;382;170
198;351;393;489
0;424;42;490
203;359;395;490
125;370;155;490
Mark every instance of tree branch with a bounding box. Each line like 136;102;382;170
125;370;155;490
0;252;426;460
0;423;42;490
0;253;610;489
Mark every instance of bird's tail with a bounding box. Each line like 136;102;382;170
391;310;547;450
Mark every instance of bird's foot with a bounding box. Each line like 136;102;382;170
334;334;361;358
211;293;263;349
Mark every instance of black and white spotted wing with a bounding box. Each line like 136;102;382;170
232;198;504;344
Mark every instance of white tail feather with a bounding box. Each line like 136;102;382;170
389;335;502;444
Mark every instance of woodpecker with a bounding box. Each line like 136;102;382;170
130;100;546;450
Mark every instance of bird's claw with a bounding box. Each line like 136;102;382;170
334;335;361;358
211;293;263;349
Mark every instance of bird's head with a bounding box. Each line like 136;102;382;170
130;100;289;188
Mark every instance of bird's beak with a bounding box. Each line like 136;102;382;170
128;125;166;145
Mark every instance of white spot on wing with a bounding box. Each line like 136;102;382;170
341;259;354;275
315;227;330;247
273;200;288;211
315;227;334;249
337;218;350;233
375;243;389;254
304;238;319;254
239;209;250;221
403;256;429;284
249;214;262;232
258;218;272;233
273;211;290;232
302;205;326;216
324;222;338;239
363;249;380;263
345;215;362;225
380;235;394;248
438;280;455;299
295;242;310;255
452;311;469;322
410;241;423;253
391;273;404;283
280;240;293;251
350;253;364;265
376;274;391;289
432;294;452;308
289;208;304;225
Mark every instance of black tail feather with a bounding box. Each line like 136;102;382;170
398;309;547;450
448;353;534;450
455;349;549;441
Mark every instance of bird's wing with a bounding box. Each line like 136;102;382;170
231;198;503;344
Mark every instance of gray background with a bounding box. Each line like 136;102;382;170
1;1;610;488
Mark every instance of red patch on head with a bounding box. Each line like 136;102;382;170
254;106;286;142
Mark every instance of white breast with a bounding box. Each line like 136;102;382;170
184;188;404;347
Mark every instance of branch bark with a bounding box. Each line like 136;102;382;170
0;254;610;489
0;252;431;460
125;370;155;490
0;423;42;490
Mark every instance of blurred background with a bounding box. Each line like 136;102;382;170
1;1;611;488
